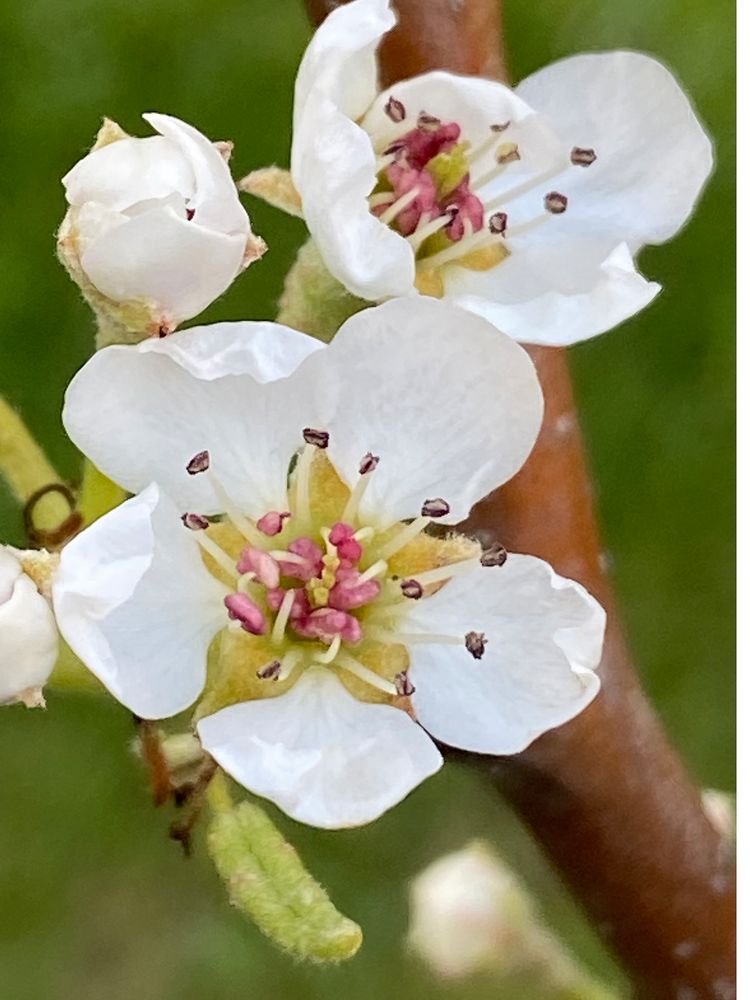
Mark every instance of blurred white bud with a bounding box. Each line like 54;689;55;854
701;788;736;844
407;841;617;999
58;113;265;341
0;547;59;707
408;840;537;979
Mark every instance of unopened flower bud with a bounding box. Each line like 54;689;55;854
58;114;265;343
408;841;615;996
0;547;58;707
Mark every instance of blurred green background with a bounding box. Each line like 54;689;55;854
0;0;734;997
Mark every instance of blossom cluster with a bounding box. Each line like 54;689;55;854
1;0;711;832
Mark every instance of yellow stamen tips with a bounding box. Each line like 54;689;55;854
310;584;330;607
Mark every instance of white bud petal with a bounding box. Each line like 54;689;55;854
409;842;538;977
58;114;262;336
0;548;58;706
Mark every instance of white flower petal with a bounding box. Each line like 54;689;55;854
0;550;58;703
293;93;415;299
144;113;250;236
80;204;247;324
515;51;713;247
198;666;442;828
63;135;195;212
309;297;543;524
447;240;660;346
293;0;395;144
63;322;323;516
52;484;227;719
405;555;605;754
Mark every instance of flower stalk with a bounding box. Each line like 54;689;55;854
0;396;71;533
205;773;363;963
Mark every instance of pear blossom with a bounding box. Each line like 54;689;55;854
0;547;58;707
288;0;713;345
53;298;604;829
58;114;265;337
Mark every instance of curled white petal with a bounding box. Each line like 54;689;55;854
62;321;324;517
405;554;605;754
0;549;58;704
311;297;543;524
52;485;227;719
198;666;442;828
515;51;714;248
447;240;661;346
293;0;395;148
294;92;415;299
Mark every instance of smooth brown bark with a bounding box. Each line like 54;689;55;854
303;2;736;996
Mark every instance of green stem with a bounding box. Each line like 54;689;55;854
0;396;71;530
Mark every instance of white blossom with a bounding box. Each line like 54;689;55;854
0;547;58;707
53;298;604;828
59;114;264;335
289;0;713;345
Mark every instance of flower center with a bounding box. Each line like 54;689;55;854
181;433;483;709
371;98;597;296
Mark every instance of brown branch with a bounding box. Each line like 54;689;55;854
303;2;736;996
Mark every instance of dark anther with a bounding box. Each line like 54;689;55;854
256;660;282;681
359;452;380;475
465;631;487;660
394;671;416;696
185;207;196;221
186;450;210;475
491;121;511;132
480;543;508;567
157;323;172;338
544;191;568;215
181;512;209;531
421;497;450;518
303;427;330;449
385;96;406;123
496;143;520;164
417;111;441;132
383;139;407;157
489;212;508;236
400;578;424;600
23;482;83;550
570;146;597;167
